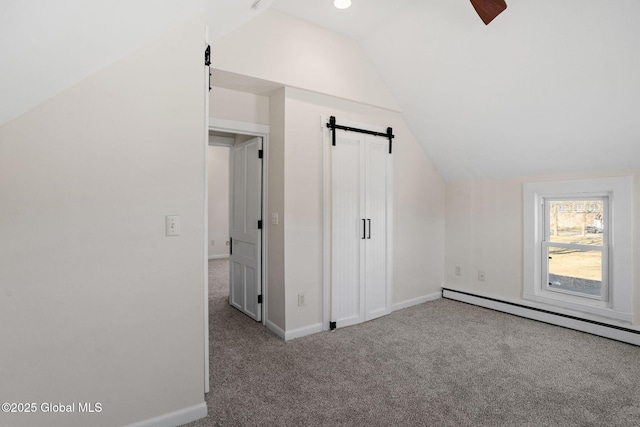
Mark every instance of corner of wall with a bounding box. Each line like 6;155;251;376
266;88;286;330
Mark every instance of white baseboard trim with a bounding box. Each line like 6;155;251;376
392;292;441;312
125;402;207;427
284;322;324;341
266;319;286;340
442;288;640;346
208;254;229;260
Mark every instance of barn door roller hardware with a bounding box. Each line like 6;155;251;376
326;116;395;154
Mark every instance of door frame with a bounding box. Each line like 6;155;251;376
203;27;210;394
208;117;270;325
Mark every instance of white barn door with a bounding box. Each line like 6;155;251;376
330;127;391;328
229;137;262;321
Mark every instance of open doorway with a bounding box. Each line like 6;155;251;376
206;140;232;331
207;141;230;261
207;123;268;325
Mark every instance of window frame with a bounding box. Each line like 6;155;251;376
523;177;633;322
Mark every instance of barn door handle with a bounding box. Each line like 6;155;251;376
362;219;366;239
367;219;371;239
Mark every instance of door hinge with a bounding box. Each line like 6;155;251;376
258;149;263;159
258;295;263;304
330;321;337;330
229;237;232;255
205;45;212;92
257;220;263;229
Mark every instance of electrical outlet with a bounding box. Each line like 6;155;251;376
272;213;279;225
298;293;305;306
455;266;461;276
478;270;485;282
226;240;230;246
211;240;215;246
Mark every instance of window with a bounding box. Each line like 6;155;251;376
523;177;633;322
543;198;607;301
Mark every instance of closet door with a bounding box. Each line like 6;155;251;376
364;136;389;321
329;123;392;330
331;132;366;328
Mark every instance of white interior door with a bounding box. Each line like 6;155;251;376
329;125;392;329
331;131;366;328
229;137;262;321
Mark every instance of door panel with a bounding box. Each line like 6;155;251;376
365;137;388;320
331;132;365;327
229;137;262;321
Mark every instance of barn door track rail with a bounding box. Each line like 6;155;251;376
327;116;395;154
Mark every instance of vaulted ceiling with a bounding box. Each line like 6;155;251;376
272;0;640;180
0;0;272;128
3;0;640;181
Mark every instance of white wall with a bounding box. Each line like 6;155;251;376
208;145;229;259
210;86;270;126
283;87;445;331
0;20;206;427
211;9;400;112
444;169;640;324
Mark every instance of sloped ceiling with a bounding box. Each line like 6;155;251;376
273;0;640;181
3;0;640;181
0;0;273;127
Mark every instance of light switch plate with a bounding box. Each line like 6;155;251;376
166;215;180;236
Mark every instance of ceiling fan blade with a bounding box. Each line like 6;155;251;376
470;0;507;25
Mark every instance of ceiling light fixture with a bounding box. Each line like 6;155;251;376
334;0;352;9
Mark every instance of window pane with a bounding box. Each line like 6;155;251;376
547;247;602;297
548;200;603;245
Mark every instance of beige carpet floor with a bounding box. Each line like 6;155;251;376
183;259;640;426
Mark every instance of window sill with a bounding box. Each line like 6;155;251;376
523;292;633;323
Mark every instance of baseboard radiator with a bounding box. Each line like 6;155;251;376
442;288;640;347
